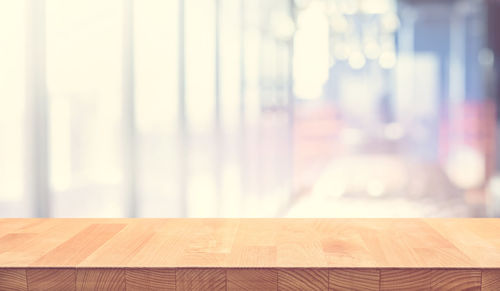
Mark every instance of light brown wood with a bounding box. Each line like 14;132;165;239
176;269;226;291
430;269;481;291
1;218;499;268
0;218;498;290
329;269;379;291
226;269;277;290
0;268;28;291
76;268;126;290
278;268;328;290
33;223;126;267
482;269;500;291
380;269;432;290
26;268;76;291
125;268;175;291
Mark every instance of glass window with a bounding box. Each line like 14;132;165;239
185;0;217;216
0;1;28;216
46;0;125;217
134;0;180;216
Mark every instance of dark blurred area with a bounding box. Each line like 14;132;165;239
1;0;500;218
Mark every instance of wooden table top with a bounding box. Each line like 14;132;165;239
1;218;500;290
0;218;499;269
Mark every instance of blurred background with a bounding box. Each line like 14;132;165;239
1;0;500;218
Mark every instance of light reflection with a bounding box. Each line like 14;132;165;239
0;1;26;202
293;1;329;99
445;146;486;190
348;51;366;69
185;0;216;134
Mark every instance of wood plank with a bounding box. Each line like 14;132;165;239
277;268;328;291
76;268;125;291
0;268;28;291
0;234;38;254
329;269;379;291
176;268;226;291
482;269;500;291
175;219;239;267
276;221;327;267
32;224;126;266
125;268;176;291
125;220;203;267
0;220;91;267
227;268;277;291
26;268;76;291
79;220;163;267
0;219;43;233
380;269;432;291
430;269;481;291
424;219;500;268
226;220;278;267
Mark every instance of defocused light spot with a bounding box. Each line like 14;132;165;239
381;13;400;32
348;51;366;70
379;51;397;69
329;15;348;33
445;146;485;189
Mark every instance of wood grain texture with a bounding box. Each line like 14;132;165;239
0;219;499;269
423;219;500;268
0;219;499;290
0;268;28;291
380;269;432;291
26;268;76;291
80;220;162;267
33;223;126;267
431;269;481;291
227;268;277;290
482;269;500;291
329;269;379;291
176;269;225;291
278;268;328;291
76;268;125;290
125;268;175;290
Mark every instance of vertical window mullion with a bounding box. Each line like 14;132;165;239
26;0;50;217
123;0;137;217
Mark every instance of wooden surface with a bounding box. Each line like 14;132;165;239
0;218;498;290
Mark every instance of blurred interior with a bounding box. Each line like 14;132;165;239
1;0;500;218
